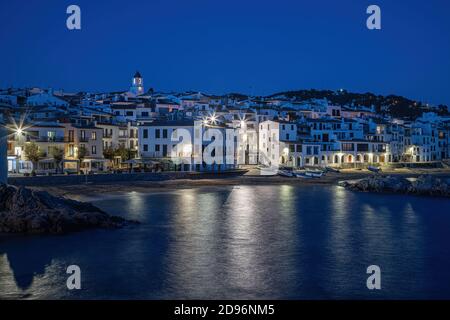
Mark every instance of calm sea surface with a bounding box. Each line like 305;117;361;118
1;184;450;299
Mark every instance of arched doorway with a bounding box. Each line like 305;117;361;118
347;154;353;163
334;155;339;164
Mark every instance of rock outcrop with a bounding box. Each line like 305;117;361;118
340;174;450;197
0;184;137;234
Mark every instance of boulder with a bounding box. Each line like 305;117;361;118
341;174;450;197
0;184;138;234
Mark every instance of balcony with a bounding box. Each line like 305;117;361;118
26;136;65;143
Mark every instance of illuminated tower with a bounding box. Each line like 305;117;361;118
130;71;144;96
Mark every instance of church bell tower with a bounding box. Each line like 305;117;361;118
130;71;144;96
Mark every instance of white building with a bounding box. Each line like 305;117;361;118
138;119;237;171
27;91;69;107
258;120;297;168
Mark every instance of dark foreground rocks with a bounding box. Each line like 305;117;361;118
0;184;138;234
339;174;450;197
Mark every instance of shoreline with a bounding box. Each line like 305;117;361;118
28;169;450;198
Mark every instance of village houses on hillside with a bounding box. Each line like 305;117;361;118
1;72;450;176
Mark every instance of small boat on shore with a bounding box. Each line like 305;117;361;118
295;172;313;179
368;166;381;173
305;170;324;178
294;170;324;178
278;169;295;177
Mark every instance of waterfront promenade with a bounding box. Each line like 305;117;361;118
9;167;449;198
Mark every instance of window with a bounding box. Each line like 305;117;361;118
342;143;354;152
313;146;319;155
286;133;290;140
92;145;96;155
141;112;149;117
91;132;97;140
155;129;160;139
126;111;133;116
143;144;148;152
143;129;148;139
47;131;56;141
357;144;369;152
163;129;168;139
155;144;160;152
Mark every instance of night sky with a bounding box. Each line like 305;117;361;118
0;0;449;105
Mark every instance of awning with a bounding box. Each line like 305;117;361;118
63;159;79;163
82;159;109;163
38;158;56;163
122;158;159;165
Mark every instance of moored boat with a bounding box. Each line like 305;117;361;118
368;166;381;173
278;169;295;177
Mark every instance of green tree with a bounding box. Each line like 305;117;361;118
24;142;45;174
51;147;64;173
103;146;115;161
77;145;88;162
114;145;133;161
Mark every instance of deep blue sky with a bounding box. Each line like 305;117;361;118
0;0;449;105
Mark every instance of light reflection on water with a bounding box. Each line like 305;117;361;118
1;185;450;299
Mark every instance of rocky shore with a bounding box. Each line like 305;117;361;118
340;174;450;197
0;184;137;234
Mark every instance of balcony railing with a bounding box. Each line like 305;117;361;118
79;137;89;142
27;136;65;143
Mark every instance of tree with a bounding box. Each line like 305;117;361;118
76;145;88;174
24;142;44;174
77;145;88;162
114;145;133;161
51;147;64;173
103;146;115;161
